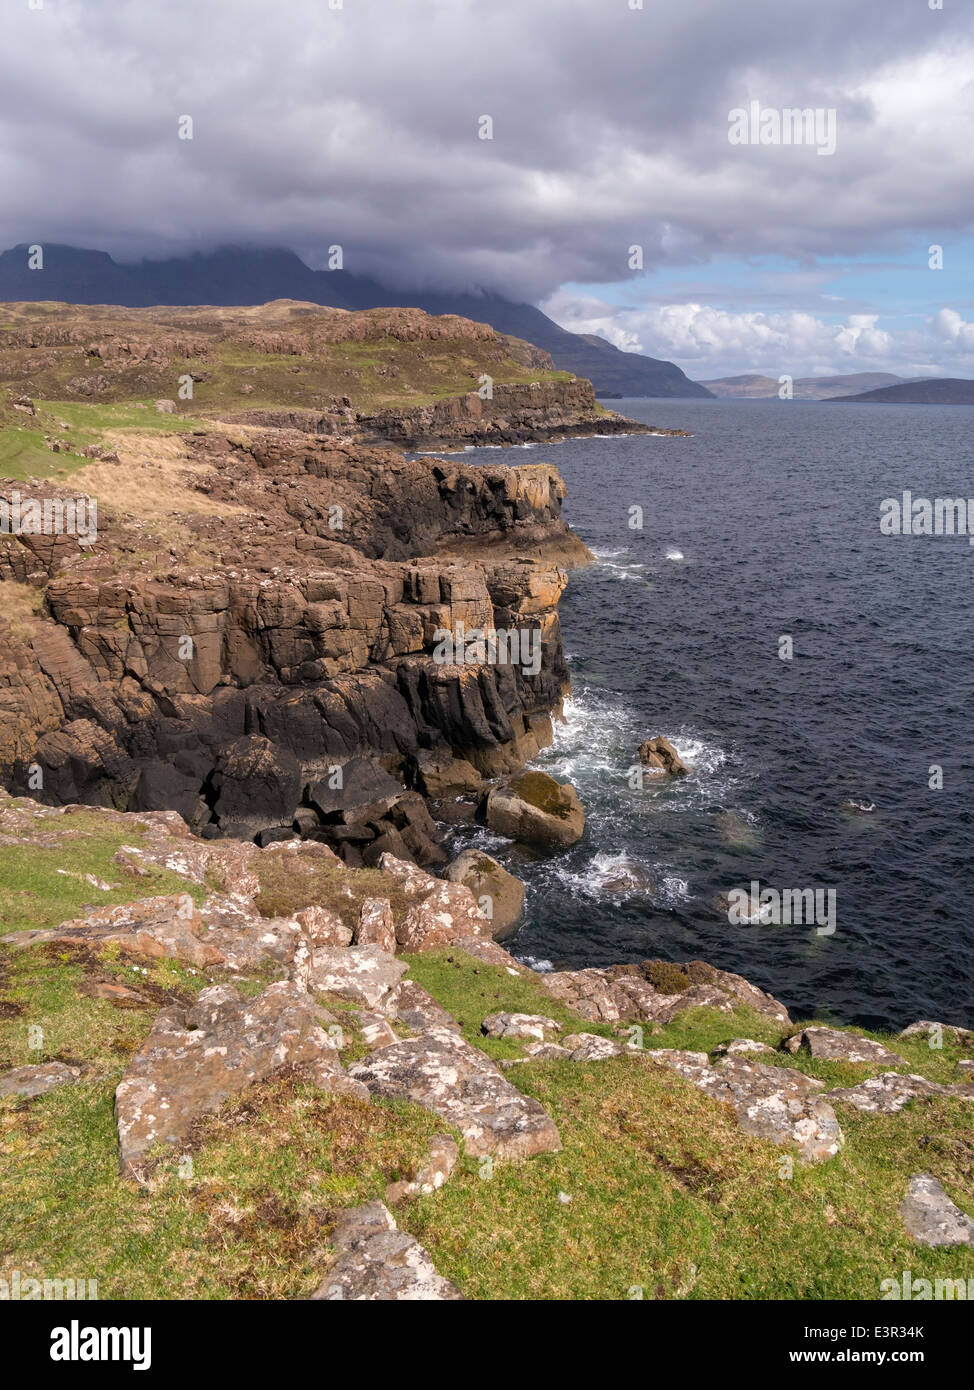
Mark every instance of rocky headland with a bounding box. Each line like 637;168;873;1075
1;302;972;1302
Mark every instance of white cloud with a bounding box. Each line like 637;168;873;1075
541;291;974;379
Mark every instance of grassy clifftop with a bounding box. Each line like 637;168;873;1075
0;300;587;480
1;801;972;1301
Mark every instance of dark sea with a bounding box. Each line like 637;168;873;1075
443;399;974;1031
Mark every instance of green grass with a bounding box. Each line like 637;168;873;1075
0;806;207;937
0;425;92;482
404;1052;974;1300
35;400;210;434
0;400;212;482
403;948;618;1062
2;805;971;1301
0;1069;441;1299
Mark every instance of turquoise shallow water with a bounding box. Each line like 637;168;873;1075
446;398;974;1031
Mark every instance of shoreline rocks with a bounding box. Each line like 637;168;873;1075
444;849;525;937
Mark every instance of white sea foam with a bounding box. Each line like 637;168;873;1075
656;873;692;905
665;547;685;560
549;851;654;901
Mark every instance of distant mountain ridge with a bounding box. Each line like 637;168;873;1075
830;378;974;405
698;371;911;400
0;243;711;399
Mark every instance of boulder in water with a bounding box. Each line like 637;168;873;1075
485;771;585;850
638;736;691;777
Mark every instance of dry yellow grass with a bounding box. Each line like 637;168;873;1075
72;431;248;523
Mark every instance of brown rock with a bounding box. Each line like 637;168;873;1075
638;736;691;777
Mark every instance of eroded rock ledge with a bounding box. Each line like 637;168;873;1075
1;430;592;855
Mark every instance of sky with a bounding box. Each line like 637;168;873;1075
3;0;973;380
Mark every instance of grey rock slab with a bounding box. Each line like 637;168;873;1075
303;945;408;1011
0;1061;81;1098
310;1201;461;1301
348;1024;561;1159
825;1071;970;1114
782;1026;906;1065
900;1175;974;1247
115;980;361;1176
647;1050;843;1163
481;1012;561;1041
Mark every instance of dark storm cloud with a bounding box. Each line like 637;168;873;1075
1;0;972;299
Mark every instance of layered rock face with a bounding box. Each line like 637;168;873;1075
0;430;583;858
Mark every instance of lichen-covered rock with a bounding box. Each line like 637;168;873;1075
348;1025;561;1159
353;897;396;954
115;980;359;1176
481;1012;561;1042
378;853;490;951
825;1071;973;1114
782;1027;906;1065
899;1175;974;1247
560;1033;628;1061
647;1050;844;1163
540;957;789;1026
2;894;226;968
899;1020;974;1048
310;1202;462;1301
0;1061;81;1098
385;1135;459;1204
302;945;408;1012
713;1039;777;1059
391;979;463;1035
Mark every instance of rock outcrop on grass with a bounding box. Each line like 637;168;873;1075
115;980;363;1177
539;957;790;1026
310;1201;462;1301
348;1025;563;1160
646;1049;844;1164
782;1026;907;1065
899;1176;974;1248
0;1061;81;1097
824;1071;974;1114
